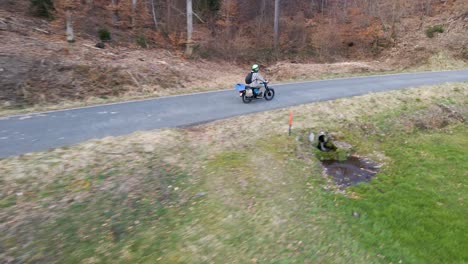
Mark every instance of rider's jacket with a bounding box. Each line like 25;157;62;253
251;72;266;86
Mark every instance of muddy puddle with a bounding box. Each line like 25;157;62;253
321;156;380;187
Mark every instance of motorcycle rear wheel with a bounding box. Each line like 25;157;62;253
242;93;252;103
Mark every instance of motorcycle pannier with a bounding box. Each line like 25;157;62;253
235;83;246;91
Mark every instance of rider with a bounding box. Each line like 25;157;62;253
249;64;268;97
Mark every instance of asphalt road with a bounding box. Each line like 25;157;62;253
1;70;467;158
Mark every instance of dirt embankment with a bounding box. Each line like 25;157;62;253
0;15;244;108
382;1;468;67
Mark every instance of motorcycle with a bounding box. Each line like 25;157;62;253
235;81;275;104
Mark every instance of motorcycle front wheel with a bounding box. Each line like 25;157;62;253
264;88;275;101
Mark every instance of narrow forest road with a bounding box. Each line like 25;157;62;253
1;70;467;158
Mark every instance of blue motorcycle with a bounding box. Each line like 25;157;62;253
235;81;275;104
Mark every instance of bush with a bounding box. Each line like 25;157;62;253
461;47;468;60
425;25;444;38
136;35;148;48
98;28;111;42
207;0;221;11
30;0;55;19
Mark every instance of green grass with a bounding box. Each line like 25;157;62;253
426;25;444;38
336;125;468;263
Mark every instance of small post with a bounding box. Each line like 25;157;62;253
288;111;293;136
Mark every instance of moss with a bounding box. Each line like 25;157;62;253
313;147;350;161
426;25;444;38
0;196;16;208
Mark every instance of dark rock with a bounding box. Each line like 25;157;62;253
95;42;105;49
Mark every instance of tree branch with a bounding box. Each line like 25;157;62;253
170;5;205;23
151;0;158;29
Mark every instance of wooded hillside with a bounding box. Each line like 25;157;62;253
3;0;467;61
0;0;466;110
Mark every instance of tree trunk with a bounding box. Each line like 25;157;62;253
151;0;158;29
111;0;120;25
131;0;138;27
185;0;193;57
166;0;172;32
424;0;432;16
321;0;326;13
274;0;280;49
66;10;75;43
257;0;267;40
260;0;266;21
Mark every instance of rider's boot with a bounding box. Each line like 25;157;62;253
257;90;263;97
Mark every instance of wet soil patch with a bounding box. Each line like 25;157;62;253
322;156;380;187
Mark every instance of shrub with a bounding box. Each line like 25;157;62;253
136;35;148;48
209;0;221;11
30;0;55;19
425;25;444;38
98;28;111;42
461;47;468;60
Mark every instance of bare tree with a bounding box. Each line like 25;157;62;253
321;0;326;13
151;0;158;29
111;0;120;25
274;0;280;49
166;0;172;32
66;10;75;43
185;0;193;57
260;0;267;18
131;0;138;27
422;0;433;16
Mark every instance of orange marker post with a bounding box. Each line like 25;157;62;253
289;111;293;136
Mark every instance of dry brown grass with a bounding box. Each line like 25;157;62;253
267;61;390;81
1;129;183;180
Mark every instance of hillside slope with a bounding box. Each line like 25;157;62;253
0;0;467;111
